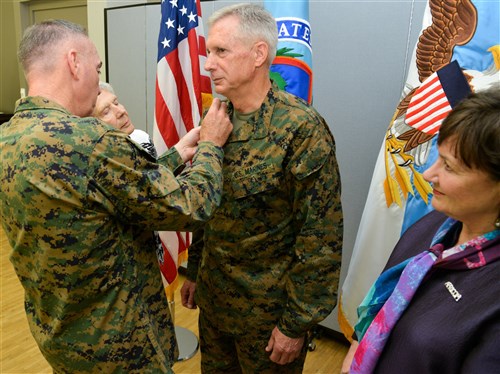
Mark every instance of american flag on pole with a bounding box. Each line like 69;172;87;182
405;60;470;135
153;0;212;301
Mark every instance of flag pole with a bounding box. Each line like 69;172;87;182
169;300;175;325
169;297;199;361
154;0;209;362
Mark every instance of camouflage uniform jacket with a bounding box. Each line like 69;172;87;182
0;97;224;373
187;85;343;338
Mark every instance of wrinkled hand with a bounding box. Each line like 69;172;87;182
340;340;359;374
265;326;305;365
199;98;232;147
174;127;201;163
180;280;197;309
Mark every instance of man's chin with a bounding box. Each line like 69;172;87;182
212;82;225;94
122;125;135;135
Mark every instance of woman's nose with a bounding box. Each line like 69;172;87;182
423;161;437;183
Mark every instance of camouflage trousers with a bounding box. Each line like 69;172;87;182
198;306;308;374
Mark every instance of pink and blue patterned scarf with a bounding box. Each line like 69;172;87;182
351;217;500;373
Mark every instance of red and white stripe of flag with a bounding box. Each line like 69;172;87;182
157;231;190;301
195;0;212;108
153;33;202;155
405;73;452;135
153;0;211;300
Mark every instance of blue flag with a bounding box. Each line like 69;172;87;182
264;0;313;103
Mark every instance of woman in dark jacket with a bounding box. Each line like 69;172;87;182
344;87;500;374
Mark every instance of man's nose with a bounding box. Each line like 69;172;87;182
117;104;127;117
204;54;214;71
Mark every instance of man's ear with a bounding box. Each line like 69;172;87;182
254;41;269;68
66;49;79;78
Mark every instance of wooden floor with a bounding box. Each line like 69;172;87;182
1;226;348;373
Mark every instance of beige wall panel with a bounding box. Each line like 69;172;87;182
29;0;87;27
0;0;21;113
1;0;88;113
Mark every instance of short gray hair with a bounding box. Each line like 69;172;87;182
18;19;87;73
99;81;115;94
208;3;277;66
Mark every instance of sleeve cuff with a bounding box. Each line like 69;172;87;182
158;147;185;175
277;314;308;338
193;141;224;165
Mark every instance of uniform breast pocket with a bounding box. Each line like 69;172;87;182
229;170;282;200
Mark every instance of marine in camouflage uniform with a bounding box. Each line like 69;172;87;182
0;96;225;373
187;83;343;373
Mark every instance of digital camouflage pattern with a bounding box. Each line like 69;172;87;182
0;96;224;373
199;307;309;373
187;84;343;371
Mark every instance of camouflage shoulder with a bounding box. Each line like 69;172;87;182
273;90;334;141
78;116;128;141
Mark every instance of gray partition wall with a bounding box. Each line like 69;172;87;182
105;0;427;333
105;3;160;135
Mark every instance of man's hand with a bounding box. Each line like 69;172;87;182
199;98;232;147
180;280;197;309
265;326;305;365
174;127;201;163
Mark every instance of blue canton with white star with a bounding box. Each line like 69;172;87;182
157;0;199;61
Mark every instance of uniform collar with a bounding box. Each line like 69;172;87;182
14;96;72;116
225;81;280;143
